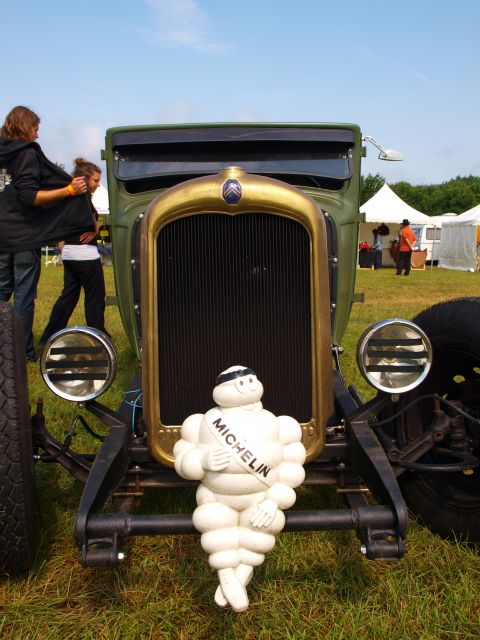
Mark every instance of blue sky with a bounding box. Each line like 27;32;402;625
2;0;479;185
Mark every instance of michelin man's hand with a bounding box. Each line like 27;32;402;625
250;498;278;528
201;447;231;472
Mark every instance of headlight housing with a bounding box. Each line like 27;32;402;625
40;327;117;402
356;319;432;394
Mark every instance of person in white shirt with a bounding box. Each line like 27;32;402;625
40;158;108;343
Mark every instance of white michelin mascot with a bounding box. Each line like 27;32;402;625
173;366;306;612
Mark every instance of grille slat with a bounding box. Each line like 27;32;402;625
156;213;312;424
366;365;424;373
366;350;429;359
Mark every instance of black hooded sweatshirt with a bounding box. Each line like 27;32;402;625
0;136;95;253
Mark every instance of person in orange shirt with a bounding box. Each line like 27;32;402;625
396;219;416;276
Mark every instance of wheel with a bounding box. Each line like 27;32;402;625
395;297;480;541
0;301;40;575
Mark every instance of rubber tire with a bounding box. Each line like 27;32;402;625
396;297;480;542
0;301;40;575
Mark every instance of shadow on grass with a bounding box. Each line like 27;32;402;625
22;458;372;617
26;462;84;575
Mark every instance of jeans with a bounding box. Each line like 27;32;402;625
396;251;412;275
0;250;41;358
40;258;106;343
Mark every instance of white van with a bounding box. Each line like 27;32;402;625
411;223;442;263
411;214;457;263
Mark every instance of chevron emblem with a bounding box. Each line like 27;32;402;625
222;179;242;204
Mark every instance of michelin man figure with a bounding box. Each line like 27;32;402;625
173;366;306;612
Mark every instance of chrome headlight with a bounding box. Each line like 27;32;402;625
356;319;432;394
40;327;117;402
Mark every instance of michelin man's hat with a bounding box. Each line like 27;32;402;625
215;367;255;385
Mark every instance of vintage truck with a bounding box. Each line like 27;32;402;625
1;123;480;577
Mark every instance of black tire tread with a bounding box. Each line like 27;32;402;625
0;301;40;575
413;296;480;339
399;296;480;542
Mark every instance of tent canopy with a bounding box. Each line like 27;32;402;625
360;184;430;265
92;184;109;215
438;202;480;271
441;203;480;226
360;184;431;224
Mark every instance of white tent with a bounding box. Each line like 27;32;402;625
438;203;480;271
92;184;109;215
359;184;432;266
360;184;432;224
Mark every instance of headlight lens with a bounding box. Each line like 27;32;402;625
356;319;432;394
40;327;117;402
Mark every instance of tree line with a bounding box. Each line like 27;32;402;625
360;174;480;216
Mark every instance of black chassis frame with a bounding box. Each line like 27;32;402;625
30;368;420;569
32;365;479;568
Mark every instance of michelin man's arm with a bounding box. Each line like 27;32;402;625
265;415;306;510
250;416;307;527
173;414;205;480
174;414;231;479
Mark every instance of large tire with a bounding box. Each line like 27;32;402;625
0;301;40;575
396;297;480;541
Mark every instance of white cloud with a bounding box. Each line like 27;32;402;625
156;99;203;123
401;65;432;87
142;0;232;53
40;121;106;175
353;43;374;57
73;125;105;160
231;108;264;122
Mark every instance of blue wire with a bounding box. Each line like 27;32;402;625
122;389;143;415
122;388;142;397
131;392;143;432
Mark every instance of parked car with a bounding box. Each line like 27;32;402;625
2;122;479;576
411;222;442;263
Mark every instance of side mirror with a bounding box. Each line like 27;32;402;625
378;148;404;162
363;135;404;162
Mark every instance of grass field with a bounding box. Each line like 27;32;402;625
1;264;480;640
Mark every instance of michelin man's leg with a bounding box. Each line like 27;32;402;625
193;501;240;568
215;507;285;608
214;584;228;608
241;507;285;571
193;501;248;611
216;568;249;612
214;563;254;608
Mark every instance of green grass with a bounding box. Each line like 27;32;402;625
1;264;480;640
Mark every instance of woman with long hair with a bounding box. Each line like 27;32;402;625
0;106;93;361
